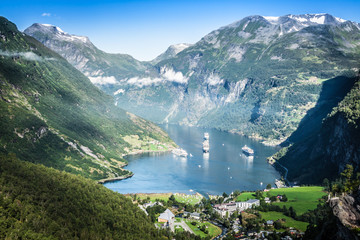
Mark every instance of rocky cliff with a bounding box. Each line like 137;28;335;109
274;75;360;183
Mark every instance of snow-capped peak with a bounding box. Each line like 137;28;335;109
263;13;348;27
24;23;90;44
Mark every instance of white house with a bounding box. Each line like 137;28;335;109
158;209;175;225
214;199;260;218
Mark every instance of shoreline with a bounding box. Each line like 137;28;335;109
98;173;134;184
122;148;175;158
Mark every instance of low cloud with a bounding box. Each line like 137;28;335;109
125;66;188;87
0;50;56;61
88;76;117;85
42;13;51;17
127;76;163;87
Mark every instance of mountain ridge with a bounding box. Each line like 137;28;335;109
25;13;360;145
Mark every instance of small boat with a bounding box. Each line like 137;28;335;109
198;165;201;168
189;153;193;157
242;145;254;156
172;148;188;157
204;132;209;140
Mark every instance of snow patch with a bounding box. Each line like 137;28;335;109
238;31;251;39
88;76;117;85
227;46;246;62
271;56;284;61
264;16;280;24
113;89;125;95
286;43;300;50
335;17;346;23
310;15;325;24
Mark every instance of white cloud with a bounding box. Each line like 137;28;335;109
160;66;188;84
125;66;188;87
88;76;117;85
42;13;51;17
127;76;163;87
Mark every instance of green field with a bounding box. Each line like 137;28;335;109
174;193;203;205
134;193;203;205
236;192;257;201
184;220;222;238
260;211;308;232
268;186;326;214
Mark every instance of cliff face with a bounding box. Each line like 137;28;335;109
319;190;360;240
276;77;360;183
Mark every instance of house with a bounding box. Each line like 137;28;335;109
266;220;274;226
158;209;175;225
264;197;271;204
214;199;260;218
236;199;260;211
143;201;163;209
183;211;201;220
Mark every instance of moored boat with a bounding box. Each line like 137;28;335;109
242;145;254;156
203;140;210;153
172;148;188;157
204;132;209;140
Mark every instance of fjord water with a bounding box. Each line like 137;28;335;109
104;125;280;195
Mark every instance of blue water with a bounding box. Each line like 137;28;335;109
104;124;280;195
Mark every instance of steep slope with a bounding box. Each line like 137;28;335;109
272;74;360;183
24;23;150;87
0;153;167;239
26;14;360;145
151;43;193;64
0;17;175;180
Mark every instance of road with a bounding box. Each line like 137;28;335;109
173;219;195;234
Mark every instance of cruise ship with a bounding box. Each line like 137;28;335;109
203;140;210;153
172;148;188;157
242;145;254;156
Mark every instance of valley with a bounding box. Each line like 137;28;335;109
0;6;359;240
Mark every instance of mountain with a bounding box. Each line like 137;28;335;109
24;23;151;87
271;74;360;183
0;16;175;181
151;43;193;64
26;14;360;145
0;153;167;239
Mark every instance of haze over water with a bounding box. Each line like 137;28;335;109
104;125;280;195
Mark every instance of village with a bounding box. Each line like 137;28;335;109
127;186;326;239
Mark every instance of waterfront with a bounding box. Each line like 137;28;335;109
104;125;280;195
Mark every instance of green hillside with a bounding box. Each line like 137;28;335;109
0;153;167;239
0;16;175;180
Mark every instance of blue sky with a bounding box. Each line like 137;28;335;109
1;0;360;61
